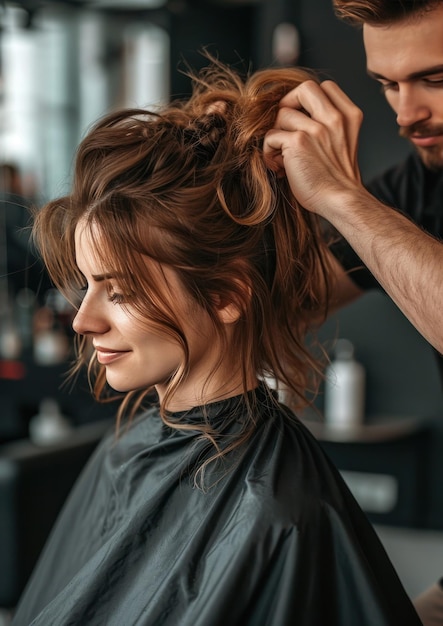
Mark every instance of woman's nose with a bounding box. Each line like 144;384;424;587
72;296;110;336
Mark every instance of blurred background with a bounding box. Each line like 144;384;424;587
0;0;441;620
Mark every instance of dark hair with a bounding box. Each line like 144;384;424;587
333;0;441;25
33;58;334;484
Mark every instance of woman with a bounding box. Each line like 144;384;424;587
12;60;421;625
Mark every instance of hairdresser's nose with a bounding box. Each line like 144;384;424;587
392;84;432;128
72;294;110;336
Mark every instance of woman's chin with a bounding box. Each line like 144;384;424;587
106;375;155;395
105;376;136;394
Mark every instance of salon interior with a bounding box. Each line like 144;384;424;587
0;0;442;621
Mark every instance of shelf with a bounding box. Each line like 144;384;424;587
301;415;424;443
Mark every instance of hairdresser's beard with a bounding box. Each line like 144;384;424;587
415;144;443;171
399;123;443;171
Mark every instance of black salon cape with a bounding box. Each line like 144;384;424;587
12;388;421;626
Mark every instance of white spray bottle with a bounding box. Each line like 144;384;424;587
324;338;366;429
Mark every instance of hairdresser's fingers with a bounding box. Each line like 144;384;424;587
263;108;319;175
264;107;363;215
265;106;357;182
272;82;362;179
319;80;363;142
279;80;343;122
278;80;362;170
274;84;354;161
279;79;360;125
263;123;333;176
264;79;365;215
320;80;363;175
263;123;333;210
264;127;362;217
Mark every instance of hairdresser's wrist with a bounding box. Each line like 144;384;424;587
314;186;378;231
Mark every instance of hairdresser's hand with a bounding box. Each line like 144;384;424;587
263;80;365;219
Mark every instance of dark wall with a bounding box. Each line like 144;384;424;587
168;0;258;99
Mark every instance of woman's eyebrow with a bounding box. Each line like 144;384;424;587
91;272;118;282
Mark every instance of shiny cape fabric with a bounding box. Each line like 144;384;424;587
12;388;422;626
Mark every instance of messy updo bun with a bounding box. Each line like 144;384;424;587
33;56;334;480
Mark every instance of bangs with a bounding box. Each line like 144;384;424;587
78;204;195;346
32;197;83;304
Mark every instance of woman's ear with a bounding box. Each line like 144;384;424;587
217;300;242;325
211;263;252;325
213;278;251;325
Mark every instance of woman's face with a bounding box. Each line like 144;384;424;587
72;220;233;409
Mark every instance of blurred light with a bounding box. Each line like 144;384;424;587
87;0;167;8
272;22;300;66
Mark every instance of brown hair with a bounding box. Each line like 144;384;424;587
333;0;441;25
33;58;334;483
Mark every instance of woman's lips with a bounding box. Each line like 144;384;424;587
95;347;130;365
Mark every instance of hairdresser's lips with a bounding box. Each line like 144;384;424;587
95;345;131;365
409;133;443;147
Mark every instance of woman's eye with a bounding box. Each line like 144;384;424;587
108;291;126;305
107;284;127;304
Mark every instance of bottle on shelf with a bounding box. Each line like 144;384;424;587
29;397;72;445
324;338;366;429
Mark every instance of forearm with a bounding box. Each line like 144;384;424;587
264;79;443;352
325;188;443;354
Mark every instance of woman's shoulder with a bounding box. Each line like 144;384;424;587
223;399;355;520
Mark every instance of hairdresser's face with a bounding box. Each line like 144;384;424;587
363;5;443;170
72;221;229;409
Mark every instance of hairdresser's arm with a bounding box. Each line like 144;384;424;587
264;80;443;354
